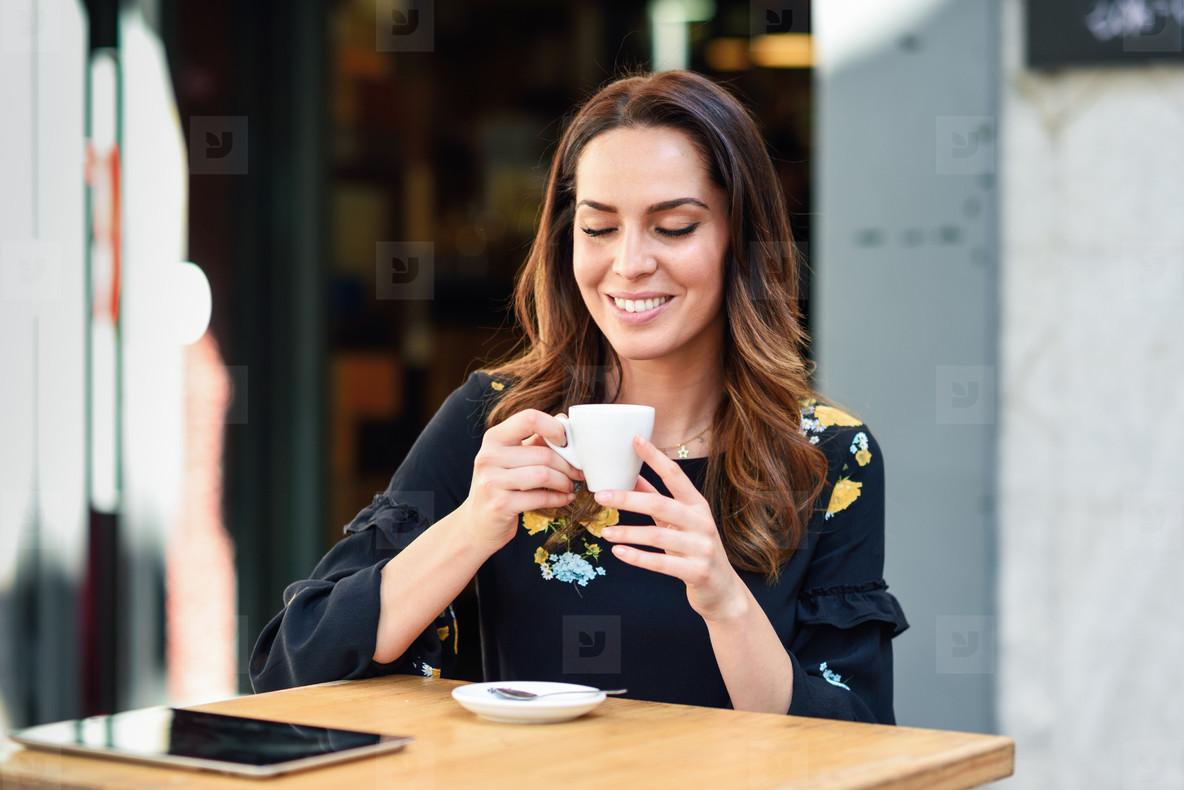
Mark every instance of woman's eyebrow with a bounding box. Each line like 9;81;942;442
575;197;709;214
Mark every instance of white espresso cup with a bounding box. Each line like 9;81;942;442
544;404;655;492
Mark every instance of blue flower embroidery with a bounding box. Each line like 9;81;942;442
544;552;606;586
820;661;850;691
533;536;607;591
798;401;823;445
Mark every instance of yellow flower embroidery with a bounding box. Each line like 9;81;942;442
855;449;872;467
579;505;620;537
522;504;618;537
814;405;862;428
533;546;549;565
522;510;555;535
490;380;505;391
436;625;450;641
826;477;862;518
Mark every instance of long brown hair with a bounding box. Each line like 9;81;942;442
480;69;828;584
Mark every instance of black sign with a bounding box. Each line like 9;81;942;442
1028;0;1184;68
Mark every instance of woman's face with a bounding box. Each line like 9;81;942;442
572;126;729;365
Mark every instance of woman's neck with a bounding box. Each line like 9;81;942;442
609;355;723;455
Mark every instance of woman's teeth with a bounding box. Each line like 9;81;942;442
613;296;671;313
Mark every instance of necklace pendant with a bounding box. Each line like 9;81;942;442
677;444;689;459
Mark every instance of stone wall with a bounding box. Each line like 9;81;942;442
998;1;1184;786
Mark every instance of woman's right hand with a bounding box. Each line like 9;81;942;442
459;409;584;553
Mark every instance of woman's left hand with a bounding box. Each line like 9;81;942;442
594;435;749;623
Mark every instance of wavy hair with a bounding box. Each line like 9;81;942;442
480;69;828;584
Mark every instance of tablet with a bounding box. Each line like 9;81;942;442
8;705;413;778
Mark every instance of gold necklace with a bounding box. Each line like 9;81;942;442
656;420;712;459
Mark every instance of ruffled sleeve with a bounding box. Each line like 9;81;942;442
340;495;462;681
248;372;493;693
785;422;909;723
787;580;908;723
796;580;909;635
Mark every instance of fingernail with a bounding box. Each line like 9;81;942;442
595;491;614;504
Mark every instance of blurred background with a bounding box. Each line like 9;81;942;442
1;0;1181;787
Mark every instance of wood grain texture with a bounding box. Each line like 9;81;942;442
0;675;1013;788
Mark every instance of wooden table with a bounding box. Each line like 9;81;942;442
0;676;1013;788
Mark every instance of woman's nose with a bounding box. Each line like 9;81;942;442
612;226;657;279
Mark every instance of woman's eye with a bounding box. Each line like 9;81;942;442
579;223;699;239
656;223;699;238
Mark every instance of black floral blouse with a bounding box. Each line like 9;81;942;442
249;371;909;723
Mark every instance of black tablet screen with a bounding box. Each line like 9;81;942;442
14;706;392;768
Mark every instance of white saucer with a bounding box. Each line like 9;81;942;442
451;681;607;724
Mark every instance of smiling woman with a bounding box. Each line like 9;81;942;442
249;69;908;725
486;69;823;575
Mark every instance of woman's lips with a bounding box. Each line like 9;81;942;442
605;294;675;325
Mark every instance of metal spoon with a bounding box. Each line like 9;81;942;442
487;687;627;701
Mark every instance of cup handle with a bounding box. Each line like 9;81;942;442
543;414;581;469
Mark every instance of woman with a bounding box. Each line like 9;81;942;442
249;69;908;723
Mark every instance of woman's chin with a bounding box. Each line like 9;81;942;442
604;336;675;362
